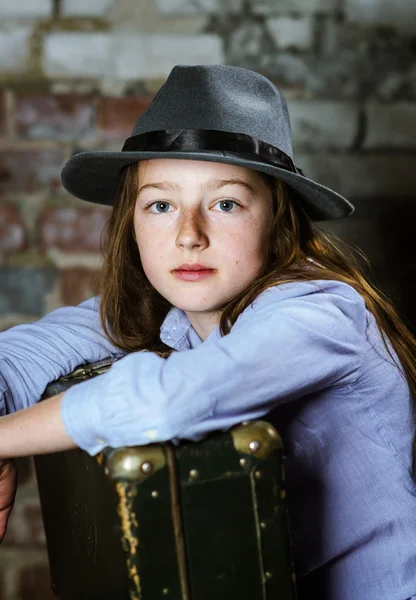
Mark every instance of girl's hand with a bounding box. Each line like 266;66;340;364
0;459;17;543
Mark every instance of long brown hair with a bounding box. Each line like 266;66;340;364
99;162;416;396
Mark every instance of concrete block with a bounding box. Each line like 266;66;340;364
109;0;208;34
156;0;243;14
228;22;265;60
253;0;336;16
61;0;114;17
113;33;223;79
43;33;112;77
112;33;223;79
346;0;416;27
365;103;416;149
288;101;358;151
0;0;52;17
267;17;314;51
295;154;416;199
44;32;224;79
0;26;32;72
0;267;57;316
319;16;340;56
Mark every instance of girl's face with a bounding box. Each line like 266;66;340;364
134;159;273;338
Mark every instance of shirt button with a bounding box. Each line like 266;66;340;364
96;437;107;446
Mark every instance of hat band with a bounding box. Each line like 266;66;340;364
122;129;300;174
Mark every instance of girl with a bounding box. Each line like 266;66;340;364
0;65;415;599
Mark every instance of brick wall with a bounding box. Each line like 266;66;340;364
0;0;415;598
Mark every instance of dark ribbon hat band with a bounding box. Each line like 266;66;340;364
122;129;302;175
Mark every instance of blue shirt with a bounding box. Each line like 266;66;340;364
0;279;415;599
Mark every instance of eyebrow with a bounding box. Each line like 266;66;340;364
137;181;181;194
137;178;255;195
204;179;255;193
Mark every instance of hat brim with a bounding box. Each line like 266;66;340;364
61;150;354;221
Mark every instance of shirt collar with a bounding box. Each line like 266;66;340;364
160;307;198;350
160;308;220;350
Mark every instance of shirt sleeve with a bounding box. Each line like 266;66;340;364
61;281;366;455
0;296;122;415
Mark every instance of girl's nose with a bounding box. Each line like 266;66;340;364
175;208;209;251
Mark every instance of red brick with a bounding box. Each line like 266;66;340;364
41;205;111;253
99;96;152;142
15;94;96;141
0;203;26;252
18;565;56;600
0;149;65;194
60;268;100;305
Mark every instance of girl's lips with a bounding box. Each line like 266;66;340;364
173;269;215;282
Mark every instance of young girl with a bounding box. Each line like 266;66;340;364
0;65;415;599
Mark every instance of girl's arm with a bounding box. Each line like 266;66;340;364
0;393;75;458
0;280;366;460
0;394;75;543
0;296;123;415
53;281;366;456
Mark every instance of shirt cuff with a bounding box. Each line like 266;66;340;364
61;377;108;455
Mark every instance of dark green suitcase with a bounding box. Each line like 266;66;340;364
34;359;297;600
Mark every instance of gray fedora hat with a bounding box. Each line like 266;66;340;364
61;64;354;221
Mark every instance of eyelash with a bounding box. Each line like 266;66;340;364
146;199;242;214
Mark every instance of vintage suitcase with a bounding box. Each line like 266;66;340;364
34;359;297;600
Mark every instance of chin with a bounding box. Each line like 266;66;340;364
174;301;219;313
166;293;222;314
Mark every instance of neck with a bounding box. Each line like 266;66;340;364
185;310;221;341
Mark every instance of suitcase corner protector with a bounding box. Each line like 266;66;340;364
231;420;283;459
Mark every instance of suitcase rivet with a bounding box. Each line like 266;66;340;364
141;461;153;474
260;521;267;529
151;490;159;498
162;588;169;595
265;571;272;579
255;470;263;479
189;469;199;479
239;458;248;467
249;440;260;452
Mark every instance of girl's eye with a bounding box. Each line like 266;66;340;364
213;199;239;213
149;201;172;213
